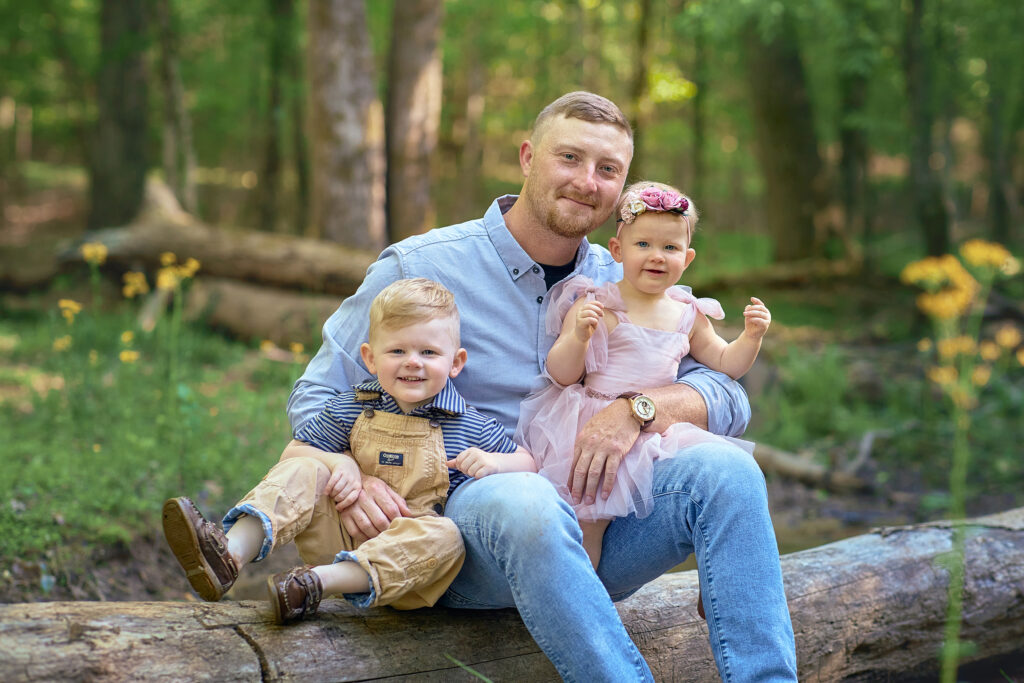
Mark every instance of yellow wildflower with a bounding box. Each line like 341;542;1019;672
289;342;304;354
121;330;134;345
978;341;1000;361
1017;348;1024;367
160;252;177;267
971;365;991;387
916;289;973;320
92;443;102;453
916;338;933;353
58;299;82;324
52;335;72;352
81;242;108;266
181;257;201;278
937;335;976;360
960;239;1013;270
89;349;99;366
122;271;150;298
927;365;958;386
119;349;140;364
260;339;277;352
995;325;1021;349
157;267;180;291
1002;256;1021;276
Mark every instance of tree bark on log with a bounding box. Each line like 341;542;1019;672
64;217;378;298
3;508;1023;682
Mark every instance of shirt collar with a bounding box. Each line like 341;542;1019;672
485;195;596;282
352;378;467;416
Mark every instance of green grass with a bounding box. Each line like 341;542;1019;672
0;295;302;563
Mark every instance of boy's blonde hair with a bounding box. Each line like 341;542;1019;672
368;278;460;346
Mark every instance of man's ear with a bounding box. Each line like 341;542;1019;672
608;236;623;263
519;140;534;177
359;343;376;375
449;348;468;378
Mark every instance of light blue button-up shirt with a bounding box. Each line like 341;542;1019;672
287;195;750;438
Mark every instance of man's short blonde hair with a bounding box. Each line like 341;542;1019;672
531;91;633;144
368;278;460;346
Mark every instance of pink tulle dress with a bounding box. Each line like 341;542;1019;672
515;276;753;522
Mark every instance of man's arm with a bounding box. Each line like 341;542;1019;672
568;360;751;506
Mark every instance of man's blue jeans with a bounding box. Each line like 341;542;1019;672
438;442;798;682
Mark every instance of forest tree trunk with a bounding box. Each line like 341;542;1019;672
87;0;149;231
306;0;386;250
155;0;197;215
628;0;653;177
903;0;950;256
257;0;292;232
385;0;443;241
743;12;824;262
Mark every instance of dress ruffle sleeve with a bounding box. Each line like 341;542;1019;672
543;275;622;380
666;286;725;334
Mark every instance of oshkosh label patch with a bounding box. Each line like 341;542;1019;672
378;451;404;466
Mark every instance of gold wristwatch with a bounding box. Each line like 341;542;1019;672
618;391;656;430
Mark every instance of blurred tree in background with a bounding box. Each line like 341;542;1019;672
0;0;1021;262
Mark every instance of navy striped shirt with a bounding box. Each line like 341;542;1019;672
294;378;518;495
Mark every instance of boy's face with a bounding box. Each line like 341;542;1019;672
360;316;467;414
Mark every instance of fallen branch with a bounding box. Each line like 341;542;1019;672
754;443;873;493
2;507;1023;681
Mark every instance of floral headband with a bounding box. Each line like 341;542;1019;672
615;186;692;238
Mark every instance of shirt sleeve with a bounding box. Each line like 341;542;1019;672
293;395;358;454
675;355;752;437
287;251;406;433
470;410;519;454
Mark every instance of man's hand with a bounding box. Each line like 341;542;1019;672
569;399;641;505
337;475;411;543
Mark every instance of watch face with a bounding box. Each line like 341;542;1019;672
634;396;656;420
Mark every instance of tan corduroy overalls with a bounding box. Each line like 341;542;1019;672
234;391;464;609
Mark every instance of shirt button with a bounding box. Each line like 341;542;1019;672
513;268;519;275
429;419;441;428
536;296;543;304
532;266;540;274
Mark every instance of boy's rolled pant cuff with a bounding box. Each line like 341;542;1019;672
333;550;377;607
222;504;275;562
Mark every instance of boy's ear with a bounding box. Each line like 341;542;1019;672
608;236;623;263
359;342;376;374
449;348;468;378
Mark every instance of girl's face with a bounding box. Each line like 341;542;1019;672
609;212;695;295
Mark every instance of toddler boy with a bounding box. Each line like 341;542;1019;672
163;278;535;623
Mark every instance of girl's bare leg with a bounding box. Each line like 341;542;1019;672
580;519;611;569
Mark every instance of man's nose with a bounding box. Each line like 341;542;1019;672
573;164;598;194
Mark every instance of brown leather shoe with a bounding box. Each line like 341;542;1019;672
268;566;324;625
162;497;238;601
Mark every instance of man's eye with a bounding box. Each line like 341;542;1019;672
563;153;577;161
600;165;618;174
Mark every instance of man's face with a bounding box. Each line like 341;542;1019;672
519;116;632;240
360;317;466;414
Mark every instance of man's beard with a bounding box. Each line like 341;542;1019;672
526;188;601;240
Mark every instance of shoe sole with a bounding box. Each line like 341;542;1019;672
266;575;286;625
162;498;223;602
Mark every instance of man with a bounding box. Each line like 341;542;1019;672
288;91;797;681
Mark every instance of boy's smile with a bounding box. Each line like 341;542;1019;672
360;317;467;414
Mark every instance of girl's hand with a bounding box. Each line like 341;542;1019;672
743;297;771;339
447;447;502;479
574;301;604;342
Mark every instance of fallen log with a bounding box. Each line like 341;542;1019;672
2;507;1022;682
754;443;873;494
58;180;378;298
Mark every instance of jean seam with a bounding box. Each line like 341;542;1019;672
694;501;733;682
